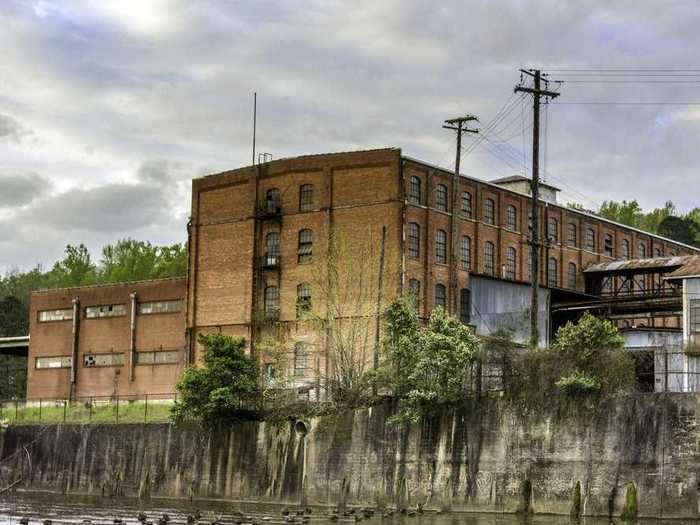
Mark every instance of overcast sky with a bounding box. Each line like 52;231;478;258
1;1;699;272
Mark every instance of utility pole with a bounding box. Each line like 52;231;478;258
443;116;479;316
515;69;560;347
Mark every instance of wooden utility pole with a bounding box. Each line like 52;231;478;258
443;116;479;316
515;70;559;347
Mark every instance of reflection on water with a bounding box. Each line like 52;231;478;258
0;495;691;525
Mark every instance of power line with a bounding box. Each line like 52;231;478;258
552;101;700;105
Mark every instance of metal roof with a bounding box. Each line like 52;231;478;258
490;174;561;191
665;259;700;280
583;255;700;274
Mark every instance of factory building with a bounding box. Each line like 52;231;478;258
24;148;700;399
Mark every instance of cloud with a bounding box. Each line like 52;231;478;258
1;0;700;270
0;171;50;207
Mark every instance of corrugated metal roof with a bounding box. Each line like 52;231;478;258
665;259;700;280
584;255;700;273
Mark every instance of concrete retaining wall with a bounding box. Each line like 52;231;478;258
2;395;700;519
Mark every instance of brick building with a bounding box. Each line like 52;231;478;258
26;147;699;399
187;148;699;395
27;277;186;399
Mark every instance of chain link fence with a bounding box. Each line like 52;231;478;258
0;393;177;425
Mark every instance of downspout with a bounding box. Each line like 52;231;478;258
69;297;80;400
129;292;137;382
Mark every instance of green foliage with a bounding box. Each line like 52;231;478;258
378;299;479;423
0;238;187;337
597;199;699;247
172;334;260;426
571;480;582;517
556;371;601;397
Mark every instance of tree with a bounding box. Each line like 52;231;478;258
48;244;96;287
598;200;643;229
377;298;479;423
658;216;698;246
172;334;260;426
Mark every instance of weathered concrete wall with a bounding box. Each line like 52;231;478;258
2;395;700;519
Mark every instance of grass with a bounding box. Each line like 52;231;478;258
0;400;174;425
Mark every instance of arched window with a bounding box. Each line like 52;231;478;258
547;258;558;287
638;242;647;258
604;234;614;257
434;283;446;309
461;191;472;217
435;184;448;211
547;217;559;242
484;241;495;275
264;286;279;319
460;289;471;324
408;176;422;204
506;205;517;230
265;188;281;214
567;223;577;247
298;229;313;263
621;239;630;259
407;223;420;259
294;343;308;377
505;247;516;280
483;198;496;224
586;228;596;251
299;184;313;212
296;283;311;318
460;236;471;270
436;229;447;264
408;279;421;311
655;247;663;257
265;231;280;266
568;262;577;289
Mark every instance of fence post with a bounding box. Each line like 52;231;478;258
144;394;148;423
63;399;67;422
89;397;93;422
664;349;669;392
15;400;18;423
39;398;42;421
115;394;119;424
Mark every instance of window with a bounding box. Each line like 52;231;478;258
620;239;630;259
483;198;496;225
547;258;558;287
505;247;516;280
435;184;448;211
690;300;700;342
603;234;614;257
136;350;179;365
84;353;124;367
461;192;472;217
484;241;495;276
296;283;311;318
547;217;559;243
638;242;647;258
138;300;182;315
434;284;446;309
408;176;422;204
436;229;447;264
655;248;663;257
294;343;308;377
506;205;517;230
586;228;596;251
460;236;471;270
567;223;577;247
568;262;577;289
265;231;280;266
407;223;420;259
298;229;313;263
264;286;279;319
299;184;313;212
265;188;281;214
85;304;126;319
408;279;421;311
38;308;73;322
460;289;471;324
35;356;72;369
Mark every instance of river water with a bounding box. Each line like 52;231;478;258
0;495;694;525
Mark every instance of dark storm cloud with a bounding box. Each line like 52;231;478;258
0;114;32;143
0;171;50;207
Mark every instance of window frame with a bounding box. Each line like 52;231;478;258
506;205;518;231
567;262;577;289
505;247;517;280
547;217;559;243
435;184;448;211
296;282;311;318
547;257;558;287
483;198;496;225
408;279;421;311
460;235;471;270
567;223;577;247
586;228;596;252
460;288;471;324
264;286;280;318
35;355;72;370
38;308;74;322
434;283;446;309
461;191;472;218
85;304;126;319
435;229;447;264
407;223;420;259
408;176;422;205
138;300;182;315
484;241;495;276
299;184;313;212
297;229;313;264
294;342;308;377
